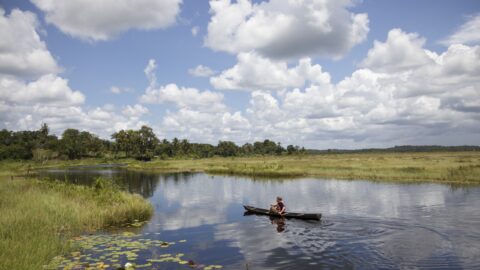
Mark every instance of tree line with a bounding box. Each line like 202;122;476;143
0;124;305;161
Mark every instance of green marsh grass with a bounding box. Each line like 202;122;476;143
127;152;480;184
0;176;152;270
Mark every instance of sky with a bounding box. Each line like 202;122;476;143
0;0;479;149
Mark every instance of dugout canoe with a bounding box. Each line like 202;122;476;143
243;205;321;220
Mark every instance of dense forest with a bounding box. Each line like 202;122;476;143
0;124;305;160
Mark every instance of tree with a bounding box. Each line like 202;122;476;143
111;129;140;158
111;130;128;157
216;141;239;157
79;131;104;157
180;139;191;156
112;126;159;160
13;131;41;159
39;123;49;137
198;144;215;158
275;142;284;155
60;129;82;159
171;137;180;156
286;145;297;155
253;141;264;154
137;125;159;160
263;139;278;154
241;143;254;155
154;139;172;158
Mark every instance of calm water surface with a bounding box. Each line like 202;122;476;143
38;167;480;269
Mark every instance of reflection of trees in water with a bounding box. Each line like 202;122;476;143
112;170;159;198
115;171;198;197
36;168;201;198
163;172;196;183
36;168;158;197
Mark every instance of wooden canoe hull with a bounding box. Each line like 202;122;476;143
243;205;321;220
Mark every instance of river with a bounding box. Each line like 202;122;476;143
38;166;480;269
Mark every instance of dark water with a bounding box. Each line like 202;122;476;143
38;167;480;269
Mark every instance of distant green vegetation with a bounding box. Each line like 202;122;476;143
0;124;304;161
127;152;480;184
2;124;479;164
0;176;152;270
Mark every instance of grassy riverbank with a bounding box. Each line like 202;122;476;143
127;152;480;184
0;176;152;270
2;151;480;184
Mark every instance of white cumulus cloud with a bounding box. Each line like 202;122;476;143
441;14;480;46
30;0;182;41
211;52;331;91
161;109;250;143
139;59;251;142
140;83;227;113
360;28;434;72
0;8;60;79
205;0;369;59
122;104;149;118
140;59;226;112
0;74;85;106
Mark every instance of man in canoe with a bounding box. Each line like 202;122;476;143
270;196;286;215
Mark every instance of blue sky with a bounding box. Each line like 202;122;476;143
0;0;479;149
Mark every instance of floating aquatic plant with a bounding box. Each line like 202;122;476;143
45;232;222;270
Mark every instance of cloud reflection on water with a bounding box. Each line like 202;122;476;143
145;173;480;269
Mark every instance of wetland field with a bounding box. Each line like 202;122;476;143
5;151;478;183
127;151;480;184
